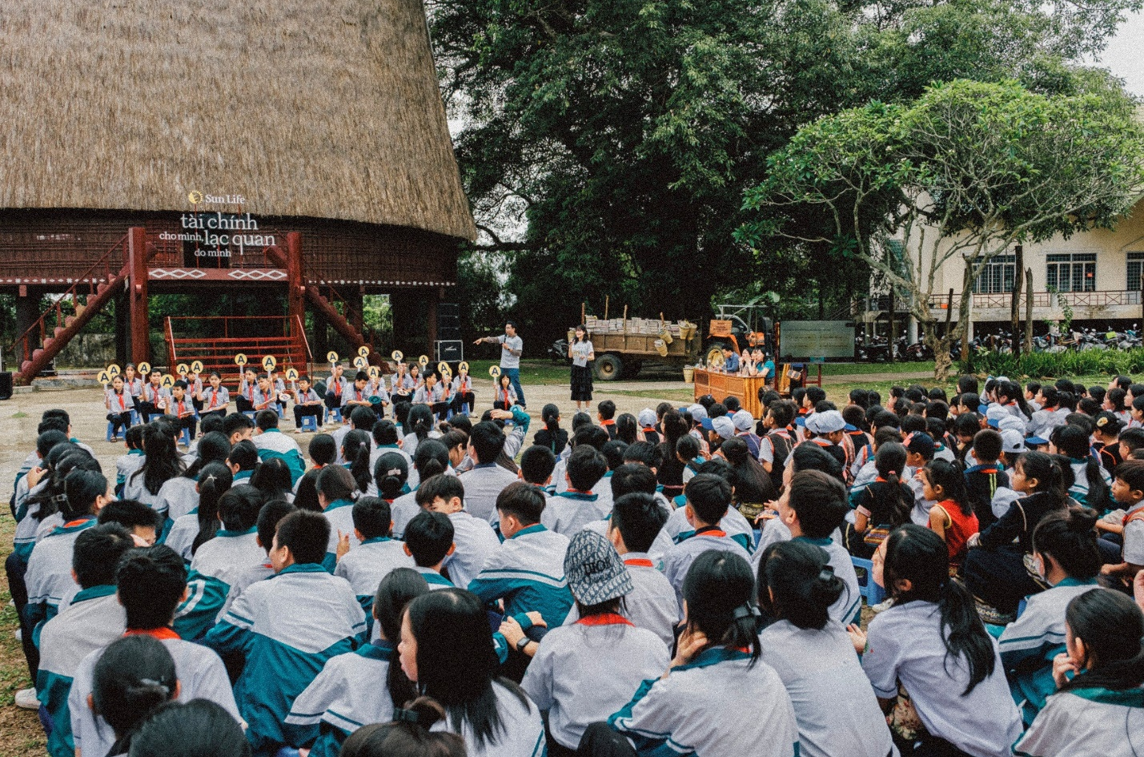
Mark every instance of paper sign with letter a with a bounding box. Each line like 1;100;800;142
353;356;368;369
106;364;121;378
176;363;189;376
368;366;381;379
285;368;300;382
98;370;111;385
327;351;339;364
358;345;370;358
190;360;204;374
262;355;277;371
161;374;175;389
234;354;247;367
489;365;501;378
138;362;152;376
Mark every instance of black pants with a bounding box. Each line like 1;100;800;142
494;401;512;411
235;396;255;414
106;411;132;437
6;552;37;679
451;392;475;414
963;546;1043;614
294;404;324;427
324;393;342;411
172;415;198;441
576;723;636;757
137;402;160;423
199;408;226;425
896;732;972;756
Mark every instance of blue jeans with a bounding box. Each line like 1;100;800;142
504;367;525;406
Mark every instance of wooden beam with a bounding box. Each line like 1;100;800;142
127;227;149;364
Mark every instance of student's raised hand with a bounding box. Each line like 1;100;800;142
499;617;525;647
846;624;868;655
670;629;708;669
335;531;351;561
1134;569;1144;613
1051;651;1079;689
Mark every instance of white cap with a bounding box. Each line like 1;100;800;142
711;416;736;440
732;409;755;432
1001;428;1025;455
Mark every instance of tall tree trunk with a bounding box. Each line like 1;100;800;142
1011;245;1023;359
1025;268;1034;353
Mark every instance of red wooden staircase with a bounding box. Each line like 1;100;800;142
165;316;312;384
12;234;132;385
304;282;375;354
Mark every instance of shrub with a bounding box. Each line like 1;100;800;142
965;348;1144;379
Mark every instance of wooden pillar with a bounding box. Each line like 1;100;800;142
114;292;129;367
285;232;306;329
127;227;149;363
15;286;39;366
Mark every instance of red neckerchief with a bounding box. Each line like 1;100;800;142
576;613;634;627
695;525;727;538
209;387;219;408
247;383;254;401
63;517;95;528
600;419;616;427
176;399;186;416
115;391;125;411
356;388;363;401
124;627;180;640
624;558;654;568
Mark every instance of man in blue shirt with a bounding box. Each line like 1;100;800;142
721;346;740;374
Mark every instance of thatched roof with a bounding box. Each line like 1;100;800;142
0;0;476;241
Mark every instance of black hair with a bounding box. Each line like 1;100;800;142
682;551;760;665
597;399;616;421
216;486;264;533
494;481;546;525
222;412;254;438
1108;387;1128;413
352;496;393;539
404;511;455;567
199;412;225;437
371;420;400;447
1057;424;1110;509
92;635;177;742
406;404;435;443
870;443;912;527
566;445;608;491
275;509;331;564
340;429;371;492
257;500;297;554
1014;451;1067;506
252;409;278;431
790;443;843;480
1032;507;1101;580
610;463;658;498
308;433;338;466
767;401;795;429
186;431;230;478
38;417;69;436
415;474;466;509
883;525;995;695
350;406;378;431
622;440;663;470
719;437;775;506
610;492;668;553
786;469;848;537
972;429;1002;463
227;439;260;472
1058;589;1144;693
98;499;161;535
116;545;187;630
757;540;844;630
675;434;700;462
683;473;732;525
470;421;506;464
378;569;432;711
127;699;252;757
250;457;293;502
35;428;69;459
374;452;410;500
600;439;629;471
412;439;450;481
957;375;979;395
900;414;926;436
72;523;135;589
131;425;185;496
922;459;972;516
62;468;108;520
191;463;233;552
805;387;826;406
317;464;357;504
519;445;557;486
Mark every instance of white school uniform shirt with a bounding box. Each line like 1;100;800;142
990;486;1022;520
760;620;897;757
122;471;170;518
322;499;361;562
522;615;669;749
217;561;275;622
143;382;170;407
105;388;131;414
431;682;544;757
441;510;499;589
649;505;753;562
610;647;800;756
25;518;96;618
909;475;937;526
752;536;860;625
561;551;680;648
165;513;199;562
389;490;420;539
413;383;448;404
201;384;229;412
69;631;240;757
1013;687;1144;757
542;490;609;535
661;529;752;608
1121;501;1144;565
334;537;415;602
158;476;199;521
861;600;1022;757
460;462;521;523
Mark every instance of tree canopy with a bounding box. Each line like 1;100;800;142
432;0;1144;341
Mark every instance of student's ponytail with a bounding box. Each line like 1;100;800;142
374;452;409;500
884;525;995;695
1032;507;1101;580
1057;424;1110;509
1017;451;1067;509
407;404;433;443
756;540;843;631
193;462;233;553
413;439;450;481
341;697;464;757
875;442;910;526
92;635;178;745
378;568;430;712
682;550;761;666
924;459;972;517
62;468;107;521
542;404;561;438
1059;589;1144;693
351;437;374;494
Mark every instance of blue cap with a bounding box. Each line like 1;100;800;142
701;418;714;431
844;423;858;432
1025;435;1049;446
795;416;807;427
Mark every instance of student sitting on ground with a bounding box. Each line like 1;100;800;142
542;445;609;536
334;497;415;633
402;510;458;590
416;474;499;590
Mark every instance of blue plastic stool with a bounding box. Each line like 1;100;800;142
106;422;117;442
298;414;318;432
326;407;343;424
242;411;257;421
852;556;885;607
178;427;191;446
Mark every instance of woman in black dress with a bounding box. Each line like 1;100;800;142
568;324;595;410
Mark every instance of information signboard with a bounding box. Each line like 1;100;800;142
778;321;855;361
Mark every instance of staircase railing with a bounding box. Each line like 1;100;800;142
11;233;129;367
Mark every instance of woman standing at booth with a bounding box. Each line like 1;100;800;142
569;324;595;411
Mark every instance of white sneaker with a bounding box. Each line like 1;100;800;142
13;628;21;641
870;598;895;614
14;687;38;710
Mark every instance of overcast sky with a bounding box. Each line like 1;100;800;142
1101;10;1144;95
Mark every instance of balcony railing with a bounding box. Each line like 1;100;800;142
865;290;1144;312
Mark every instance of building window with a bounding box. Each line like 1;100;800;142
1129;253;1144;293
973;254;1015;294
1046;253;1096;293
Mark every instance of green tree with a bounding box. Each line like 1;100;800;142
741;79;1144;378
432;0;1142;341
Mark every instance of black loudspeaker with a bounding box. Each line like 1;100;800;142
438;326;462;341
0;372;12;400
438;315;460;330
437;302;460;318
435;341;463;362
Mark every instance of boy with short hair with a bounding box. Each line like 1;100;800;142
598;399;618;439
461;420;520;522
542;446;609;535
206;510;365;757
1094;411;1125;474
905;432;937;524
236;367;259;414
292;375;324;433
1119;426;1144;462
469;482;573;627
342;371;374;412
222;411;255;446
771;469;862;624
519;444;557;492
69;546;240;757
334;496;414;626
254;409;306;484
964;429;1008;530
605;492;677;647
218;500;298;621
760;400;795;489
402;510;457;589
228;439;260;484
36;524;133;757
253;373;277;413
1101;460;1144;586
415;474;498;590
660;474;751;605
167;380;198;442
97;498;161;546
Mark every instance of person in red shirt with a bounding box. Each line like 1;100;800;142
920;459;979;568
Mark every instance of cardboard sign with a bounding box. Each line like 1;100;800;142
489;365;501;378
97;370;111;385
176;363;189;376
190;360;204;374
438;361;450;375
106;364;121;378
458;361;469;373
391;350;403;362
234;354;247;367
358;345;370;358
161;374;175;389
285;368;300;382
367;365;381;379
418;355;429;367
353;356;368;369
262;355;277;372
138;362;152;376
327;351;339;364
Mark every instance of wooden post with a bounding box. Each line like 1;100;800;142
1025;268;1034;353
127;227;149;364
961;267;971;362
1011;245;1023;359
285;232;305;329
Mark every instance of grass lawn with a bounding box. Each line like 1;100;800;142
0;517;47;756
